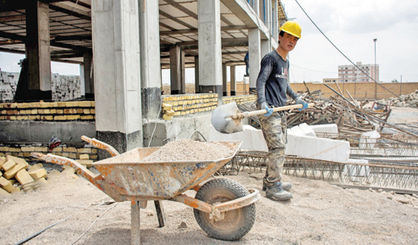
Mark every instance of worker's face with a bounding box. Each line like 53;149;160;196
279;32;299;52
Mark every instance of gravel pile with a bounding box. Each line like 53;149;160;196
142;139;235;162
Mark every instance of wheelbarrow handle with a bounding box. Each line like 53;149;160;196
31;152;102;184
231;103;315;120
81;135;120;156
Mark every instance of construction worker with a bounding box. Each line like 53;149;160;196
256;21;308;201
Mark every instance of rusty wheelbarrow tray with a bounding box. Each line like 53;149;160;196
32;136;260;244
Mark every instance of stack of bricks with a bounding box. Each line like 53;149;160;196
162;93;218;119
0;155;48;194
0;101;95;121
222;94;256;105
0;145;98;167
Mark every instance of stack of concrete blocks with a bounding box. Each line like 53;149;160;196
52;74;82;101
209;122;370;179
0;72;19;102
0;155;48;195
0;71;82;102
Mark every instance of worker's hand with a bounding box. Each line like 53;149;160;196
261;102;273;117
295;98;308;111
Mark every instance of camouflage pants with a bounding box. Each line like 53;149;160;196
259;112;287;186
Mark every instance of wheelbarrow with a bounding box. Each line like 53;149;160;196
31;136;260;245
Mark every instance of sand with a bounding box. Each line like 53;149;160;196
0;168;417;245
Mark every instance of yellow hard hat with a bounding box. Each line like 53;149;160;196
279;21;302;39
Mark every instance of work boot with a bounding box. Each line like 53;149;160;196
265;182;293;201
262;181;292;191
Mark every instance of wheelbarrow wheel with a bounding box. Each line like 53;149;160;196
193;178;256;241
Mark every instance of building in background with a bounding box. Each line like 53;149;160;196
323;78;338;83
338;62;379;83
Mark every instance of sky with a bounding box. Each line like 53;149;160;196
282;0;418;83
1;0;418;83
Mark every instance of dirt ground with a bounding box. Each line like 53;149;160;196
1;167;417;245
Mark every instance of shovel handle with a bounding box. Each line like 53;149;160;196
231;103;315;119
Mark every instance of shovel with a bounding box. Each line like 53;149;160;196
211;102;314;134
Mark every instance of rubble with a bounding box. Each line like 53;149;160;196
378;90;418;108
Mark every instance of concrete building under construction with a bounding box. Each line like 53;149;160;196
0;0;287;154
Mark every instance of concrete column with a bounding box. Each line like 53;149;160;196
194;56;199;93
92;0;142;154
248;0;261;93
83;52;94;99
139;0;161;119
198;0;222;98
261;39;271;57
25;1;51;92
170;45;182;94
272;0;278;40
248;29;261;93
230;65;236;96
180;49;186;93
222;64;227;96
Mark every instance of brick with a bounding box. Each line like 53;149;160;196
77;148;92;154
79;154;89;160
54;115;66;120
90;154;97;160
0;156;5;167
37;177;47;184
33;147;48;152
0;176;18;193
4;157;28;179
21;146;35;152
64;147;77;152
66;115;80;120
28;163;44;172
7;155;28;166
15;169;34;185
51;147;63;152
0;187;10;195
41;115;53;120
83;109;91;114
81;115;94;120
28;168;47;180
2;159;16;171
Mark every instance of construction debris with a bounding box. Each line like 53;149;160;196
377;90;418;108
0;155;48;194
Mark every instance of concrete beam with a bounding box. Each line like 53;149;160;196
220;0;273;41
230;65;236;96
248;28;261;91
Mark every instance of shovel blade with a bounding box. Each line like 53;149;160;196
211;102;243;134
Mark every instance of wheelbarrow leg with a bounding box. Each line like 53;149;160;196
154;201;165;228
131;201;141;245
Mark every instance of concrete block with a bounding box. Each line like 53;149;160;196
77;148;92;154
28;168;47;180
2;159;16;171
208;124;268;152
286;134;350;162
15;169;34;185
310;124;339;134
4;158;29;179
287;123;316;137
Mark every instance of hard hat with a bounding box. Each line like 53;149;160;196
279;21;302;39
